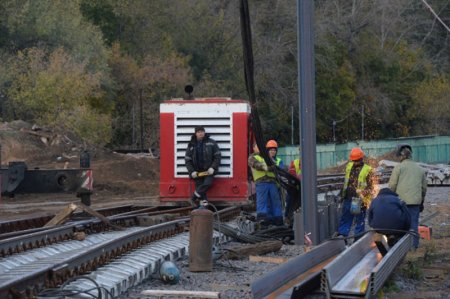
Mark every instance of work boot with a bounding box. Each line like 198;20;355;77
334;233;347;245
189;192;201;207
189;199;199;207
273;217;284;226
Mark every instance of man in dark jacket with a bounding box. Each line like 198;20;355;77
369;187;411;246
185;126;221;204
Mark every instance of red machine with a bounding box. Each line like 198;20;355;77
159;97;254;204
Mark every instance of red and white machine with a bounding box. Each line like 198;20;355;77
159;97;254;204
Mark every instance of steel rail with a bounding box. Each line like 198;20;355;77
367;234;412;298
0;206;193;258
0;225;76;257
321;232;412;298
251;239;346;298
0;202;243;239
0;204;147;235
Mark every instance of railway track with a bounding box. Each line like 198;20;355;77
0;205;186;237
0;171;393;237
0;169;444;298
0;205;241;298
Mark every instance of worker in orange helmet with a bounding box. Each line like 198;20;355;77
336;147;374;242
266;140;284;168
248;140;284;226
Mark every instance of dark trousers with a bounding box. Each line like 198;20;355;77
193;175;214;199
407;205;420;248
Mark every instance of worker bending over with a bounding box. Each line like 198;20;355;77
368;187;411;246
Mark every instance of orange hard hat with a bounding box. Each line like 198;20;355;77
266;140;278;148
349;147;365;161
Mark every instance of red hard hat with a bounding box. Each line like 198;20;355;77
266;140;278;148
349;147;364;161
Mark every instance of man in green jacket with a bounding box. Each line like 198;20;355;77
388;144;427;249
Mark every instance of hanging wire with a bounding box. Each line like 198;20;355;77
421;0;450;33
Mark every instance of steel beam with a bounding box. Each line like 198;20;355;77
321;232;413;298
251;239;346;298
297;0;318;245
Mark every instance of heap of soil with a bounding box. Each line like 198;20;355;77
0;120;160;197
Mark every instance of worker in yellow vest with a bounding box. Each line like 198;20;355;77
337;147;374;241
288;158;302;179
284;157;301;225
248;141;283;226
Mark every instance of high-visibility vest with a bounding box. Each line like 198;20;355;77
251;155;278;181
342;162;372;204
293;159;301;175
274;157;281;166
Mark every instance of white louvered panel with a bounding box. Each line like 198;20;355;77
174;114;233;178
175;119;231;127
177;126;231;134
176;143;231;151
175;157;231;165
176;135;232;143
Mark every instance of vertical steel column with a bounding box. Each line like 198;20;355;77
293;210;304;245
296;0;318;244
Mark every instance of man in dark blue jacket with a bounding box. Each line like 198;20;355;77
368;187;411;246
185;126;221;204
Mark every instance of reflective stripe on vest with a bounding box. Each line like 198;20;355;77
342;162;372;203
293;159;301;175
251;155;276;181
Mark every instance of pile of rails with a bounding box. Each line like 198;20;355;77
379;160;450;186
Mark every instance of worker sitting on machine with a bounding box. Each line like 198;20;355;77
185;126;221;206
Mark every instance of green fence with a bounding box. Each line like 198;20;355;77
277;135;450;170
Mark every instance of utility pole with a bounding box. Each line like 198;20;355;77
361;105;364;141
139;89;144;152
291;105;294;145
332;120;336;143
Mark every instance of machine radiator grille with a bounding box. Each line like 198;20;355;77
175;116;232;178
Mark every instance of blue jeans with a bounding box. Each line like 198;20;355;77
256;182;283;225
407;205;420;248
338;198;367;237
